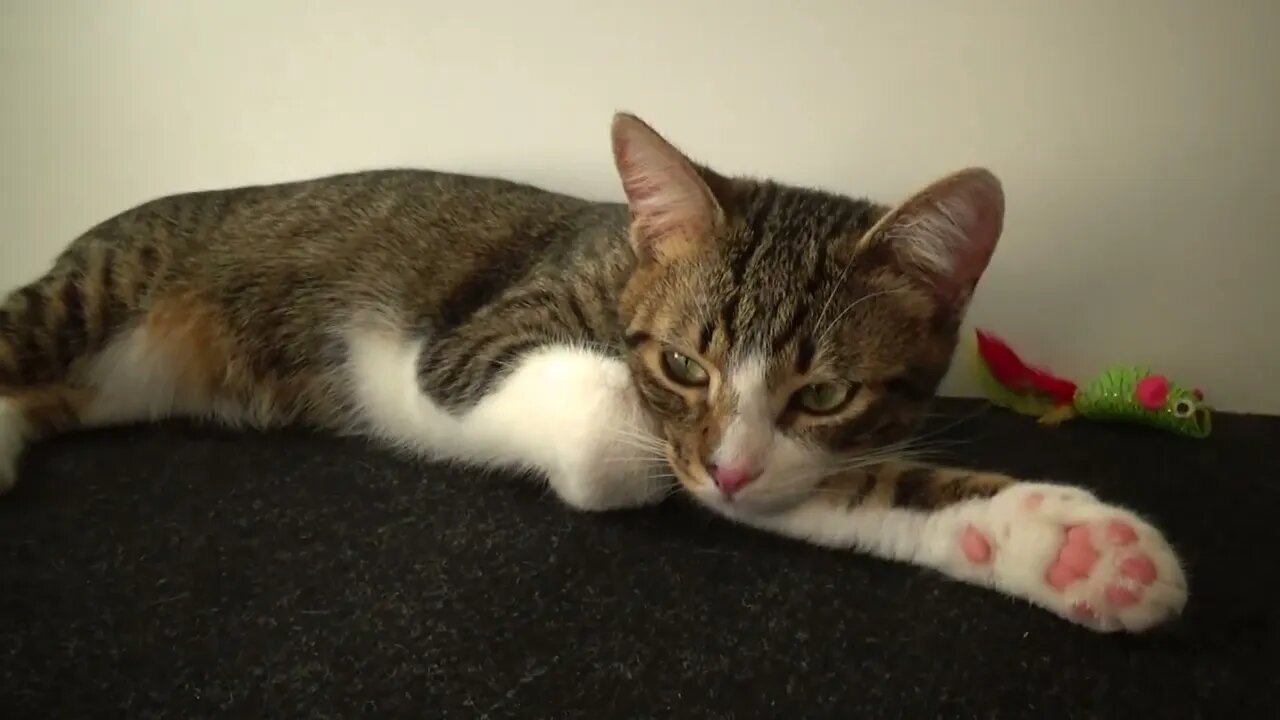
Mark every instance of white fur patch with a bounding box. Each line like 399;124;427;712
697;354;831;510
346;326;667;511
713;356;772;469
345;326;438;452
81;326;193;427
79;326;264;429
0;323;267;492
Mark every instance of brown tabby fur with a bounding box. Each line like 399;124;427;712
0;115;1010;509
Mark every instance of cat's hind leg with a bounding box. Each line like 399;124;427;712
0;387;95;491
0;260;124;491
0;302;213;492
0;227;185;490
0;278;307;492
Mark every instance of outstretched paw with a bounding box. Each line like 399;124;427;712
961;483;1187;632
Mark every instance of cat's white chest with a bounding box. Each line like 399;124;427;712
345;327;669;510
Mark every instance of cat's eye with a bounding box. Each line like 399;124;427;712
794;382;853;415
660;349;710;387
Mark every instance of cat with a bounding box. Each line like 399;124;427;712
0;112;1185;633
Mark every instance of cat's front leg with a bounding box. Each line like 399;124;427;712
545;462;671;513
458;345;672;513
719;462;1188;633
538;371;672;513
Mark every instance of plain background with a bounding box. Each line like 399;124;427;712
2;1;1277;413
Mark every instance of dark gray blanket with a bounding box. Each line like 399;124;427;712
2;400;1276;718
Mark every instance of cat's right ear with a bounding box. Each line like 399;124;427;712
611;113;724;263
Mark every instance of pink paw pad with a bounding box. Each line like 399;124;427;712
1105;585;1142;607
1106;520;1138;545
1071;602;1097;622
1122;555;1158;584
961;526;992;564
1044;515;1163;616
1046;524;1101;590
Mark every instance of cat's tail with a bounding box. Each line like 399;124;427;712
0;231;167;490
0;241;142;386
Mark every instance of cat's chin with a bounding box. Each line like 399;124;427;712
682;482;811;518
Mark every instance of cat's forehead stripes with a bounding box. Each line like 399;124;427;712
625;182;894;375
711;185;882;361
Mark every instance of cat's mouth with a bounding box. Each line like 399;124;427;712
662;445;707;490
665;451;733;504
673;459;802;513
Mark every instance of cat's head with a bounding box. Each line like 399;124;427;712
612;113;1004;511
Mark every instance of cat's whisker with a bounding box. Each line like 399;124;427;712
609;440;667;457
609;436;667;455
747;442;950;498
603;457;666;467
601;445;666;459
610;426;664;443
813;237;866;335
913;403;992;440
660;480;687;499
826;442;949;464
606;431;663;446
819;283;911;342
608;434;665;449
820;450;942;474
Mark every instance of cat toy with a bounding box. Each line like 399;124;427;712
970;328;1211;439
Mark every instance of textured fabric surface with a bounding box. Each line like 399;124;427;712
2;400;1276;718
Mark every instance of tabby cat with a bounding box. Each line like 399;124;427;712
0;113;1185;632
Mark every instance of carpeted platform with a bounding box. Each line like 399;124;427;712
2;399;1277;718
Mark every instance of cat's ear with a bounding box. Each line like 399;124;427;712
611;113;725;263
855;168;1004;307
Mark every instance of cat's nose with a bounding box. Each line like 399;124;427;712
708;462;762;496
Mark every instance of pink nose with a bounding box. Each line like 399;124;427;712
710;463;762;496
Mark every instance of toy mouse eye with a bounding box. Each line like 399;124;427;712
1173;399;1195;417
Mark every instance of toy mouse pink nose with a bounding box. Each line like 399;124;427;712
709;463;762;495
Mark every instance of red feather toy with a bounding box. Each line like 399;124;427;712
974;329;1077;405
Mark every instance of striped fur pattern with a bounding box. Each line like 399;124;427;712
0;126;971;499
0;113;1187;633
1;172;631;433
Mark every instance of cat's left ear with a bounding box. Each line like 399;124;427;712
855;168;1005;307
611;113;726;263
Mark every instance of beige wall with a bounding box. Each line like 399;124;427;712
3;1;1277;413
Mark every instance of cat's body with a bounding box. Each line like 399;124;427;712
0;114;1187;632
